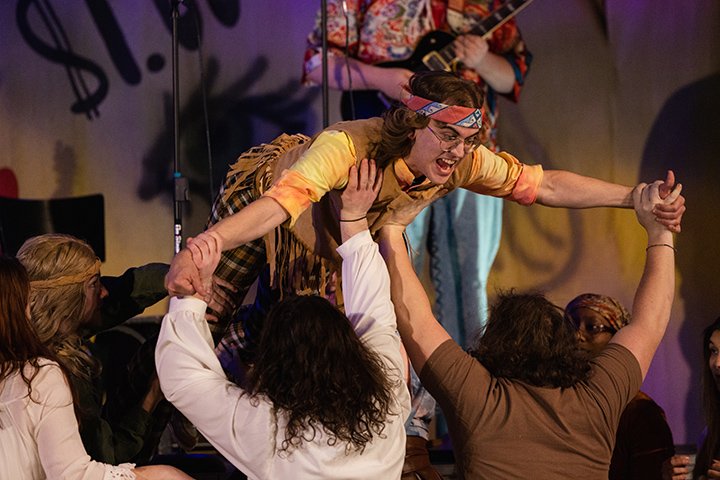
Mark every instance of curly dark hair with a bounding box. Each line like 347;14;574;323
470;291;592;388
694;316;720;478
245;295;396;454
371;71;485;168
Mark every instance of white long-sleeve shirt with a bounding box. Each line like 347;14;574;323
156;230;410;479
0;360;135;480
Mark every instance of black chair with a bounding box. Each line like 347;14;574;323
0;194;105;261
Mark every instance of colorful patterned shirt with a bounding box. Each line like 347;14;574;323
304;0;533;149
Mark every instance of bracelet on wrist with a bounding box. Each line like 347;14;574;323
646;243;676;253
339;216;367;223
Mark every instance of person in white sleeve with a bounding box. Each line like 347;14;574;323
156;159;411;480
0;256;191;480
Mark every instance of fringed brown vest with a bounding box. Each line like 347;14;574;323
221;118;475;301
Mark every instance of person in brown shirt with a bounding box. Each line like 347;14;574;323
378;179;682;479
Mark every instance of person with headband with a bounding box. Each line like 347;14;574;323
16;234;171;466
566;293;675;480
0;255;192;480
165;70;684;477
305;6;534;474
167;71;684;314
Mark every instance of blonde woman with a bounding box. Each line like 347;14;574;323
16;234;167;466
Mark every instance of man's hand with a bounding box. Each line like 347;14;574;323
707;459;720;479
384;193;438;229
634;179;683;236
454;34;490;71
186;231;223;303
165;249;202;298
374;67;413;101
661;455;692;480
205;276;238;323
655;170;686;233
340;158;382;220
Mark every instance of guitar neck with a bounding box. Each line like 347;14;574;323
470;0;533;38
425;0;533;71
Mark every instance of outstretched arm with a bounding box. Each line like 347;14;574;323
535;169;634;208
609;181;681;378
165;196;288;298
536;169;685;233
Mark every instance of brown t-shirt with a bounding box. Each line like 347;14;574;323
420;341;642;479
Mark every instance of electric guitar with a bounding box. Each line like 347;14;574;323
340;0;534;120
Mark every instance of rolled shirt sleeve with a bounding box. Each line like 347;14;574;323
463;147;544;205
263;130;357;226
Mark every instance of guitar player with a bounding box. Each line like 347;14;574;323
303;1;532;479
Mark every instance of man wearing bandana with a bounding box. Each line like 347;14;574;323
303;0;533;350
168;70;684;301
165;70;684;475
303;3;532;474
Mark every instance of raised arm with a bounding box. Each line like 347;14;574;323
378;225;451;373
609;181;681;378
337;159;410;390
157;233;271;472
337;159;395;334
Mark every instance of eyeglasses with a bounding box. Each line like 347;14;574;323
426;125;480;153
577;324;616;336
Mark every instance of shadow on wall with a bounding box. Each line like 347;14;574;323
640;72;720;444
138;56;318;214
493;99;586;292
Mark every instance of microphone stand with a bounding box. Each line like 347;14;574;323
171;0;189;254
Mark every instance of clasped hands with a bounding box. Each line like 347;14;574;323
165;230;229;313
635;170;685;234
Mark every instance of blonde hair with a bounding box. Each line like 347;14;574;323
17;234;100;381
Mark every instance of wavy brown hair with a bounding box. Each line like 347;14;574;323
470;291;592;388
16;234;100;383
694;316;720;478
0;256;74;408
246;295;396;454
371;71;486;168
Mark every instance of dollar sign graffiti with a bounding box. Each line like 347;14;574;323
16;0;109;119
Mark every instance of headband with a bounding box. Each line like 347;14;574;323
30;258;101;289
565;293;631;331
402;94;483;129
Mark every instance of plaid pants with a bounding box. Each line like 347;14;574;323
206;175;269;366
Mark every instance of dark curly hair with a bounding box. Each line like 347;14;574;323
694;316;720;478
371;71;485;168
245;295;396;454
470;291;592;388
